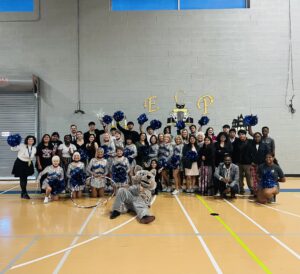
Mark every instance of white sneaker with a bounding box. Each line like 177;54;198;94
172;189;179;195
167;187;172;193
44;197;49;204
162;187;168;192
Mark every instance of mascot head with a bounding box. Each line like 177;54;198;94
132;166;157;191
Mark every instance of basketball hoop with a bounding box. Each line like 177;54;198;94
0;77;9;87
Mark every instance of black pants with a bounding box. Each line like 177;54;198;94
216;180;238;196
19;175;28;194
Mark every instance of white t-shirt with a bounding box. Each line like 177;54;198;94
58;143;77;158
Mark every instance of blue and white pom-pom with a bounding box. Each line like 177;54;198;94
198;116;209;126
150;119;162;130
137;113;148;125
102;115;113;125
124;148;134;163
158;158;168;168
7;134;22;147
113;111;125;122
186;151;198;162
169;155;180;169
260;170;277;189
112;164;127;184
243;115;258;126
176;120;185;130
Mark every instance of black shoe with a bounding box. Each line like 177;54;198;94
21;193;30;199
110;210;120;219
140;215;155;224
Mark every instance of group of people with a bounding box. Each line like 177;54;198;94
11;119;285;205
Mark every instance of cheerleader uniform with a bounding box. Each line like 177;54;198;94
124;143;137;169
114;138;124;149
158;143;173;166
87;158;108;188
147;144;159;165
11;144;37;197
172;143;184;170
67;162;86;191
111;156;130;188
37;165;65;195
101;140;116;169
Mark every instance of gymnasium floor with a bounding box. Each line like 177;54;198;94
0;179;299;274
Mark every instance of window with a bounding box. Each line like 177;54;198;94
111;0;249;11
0;0;39;21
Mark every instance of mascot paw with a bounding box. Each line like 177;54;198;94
110;210;121;219
140;215;155;224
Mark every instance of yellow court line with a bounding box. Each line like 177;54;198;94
196;195;272;274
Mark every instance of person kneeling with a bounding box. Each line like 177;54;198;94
214;155;239;199
36;156;65;204
256;153;285;204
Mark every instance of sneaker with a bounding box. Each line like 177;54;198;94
22;193;31;200
172;189;179;195
43;197;49;204
162;187;168;192
140;215;155;224
167;187;172;193
110;210;121;219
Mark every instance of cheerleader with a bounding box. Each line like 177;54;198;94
158;134;173;192
11;135;37;199
58;135;77;172
36;156;65;204
87;148;108;198
256;153;285;204
101;132;116;168
113;130;124;149
67;152;86;199
171;135;184;195
146;135;159;167
181;129;189;145
124;137;137;177
111;147;130;188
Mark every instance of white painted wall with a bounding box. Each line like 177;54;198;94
0;0;299;173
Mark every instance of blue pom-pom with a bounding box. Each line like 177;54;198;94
7;134;22;147
137;113;148;125
243;115;258;126
260;170;277;189
158;158;168;168
150;119;162;130
112;164;127;184
176;120;185;130
198;116;209;126
113;111;125;122
124;147;133;158
169;155;180;169
186;151;198;162
102;115;113;125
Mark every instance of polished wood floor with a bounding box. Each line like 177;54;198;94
0;179;300;274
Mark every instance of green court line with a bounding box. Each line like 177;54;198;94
196;195;272;274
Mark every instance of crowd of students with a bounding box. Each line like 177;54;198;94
11;119;285;204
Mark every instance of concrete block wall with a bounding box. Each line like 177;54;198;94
0;0;299;173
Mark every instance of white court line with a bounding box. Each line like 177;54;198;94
0;185;19;195
53;206;98;273
11;195;157;270
175;195;222;274
259;204;300;219
224;199;300;260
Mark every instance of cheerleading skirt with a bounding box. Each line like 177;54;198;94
12;158;34;177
